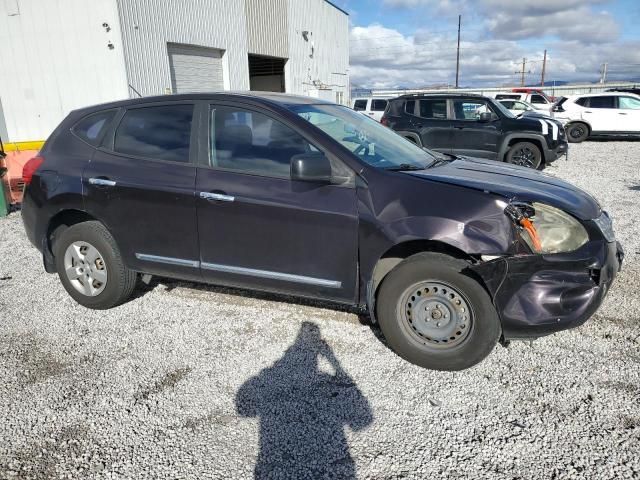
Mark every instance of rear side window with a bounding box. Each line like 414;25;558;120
588;96;616;109
530;94;547;104
575;97;588;107
114;105;193;163
353;100;367;111
72;110;116;146
371;99;388;111
418;99;447;119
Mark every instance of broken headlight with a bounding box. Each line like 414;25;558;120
506;202;589;254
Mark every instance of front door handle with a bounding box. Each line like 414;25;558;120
88;177;116;187
200;191;235;202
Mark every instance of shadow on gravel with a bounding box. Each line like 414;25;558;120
235;322;373;479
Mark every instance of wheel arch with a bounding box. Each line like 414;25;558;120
366;239;477;322
499;133;546;163
395;131;422;146
43;209;102;272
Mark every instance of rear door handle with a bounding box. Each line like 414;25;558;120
88;178;116;187
618;112;628;115
200;191;235;202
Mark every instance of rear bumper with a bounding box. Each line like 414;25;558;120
472;240;623;339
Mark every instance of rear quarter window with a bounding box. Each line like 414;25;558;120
72;110;117;146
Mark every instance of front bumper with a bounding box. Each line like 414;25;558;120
544;140;568;163
472;239;623;339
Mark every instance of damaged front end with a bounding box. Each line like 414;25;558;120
471;201;624;339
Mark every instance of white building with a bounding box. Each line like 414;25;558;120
0;0;349;143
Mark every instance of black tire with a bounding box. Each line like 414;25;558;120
506;141;542;169
53;221;137;309
376;252;501;371
566;122;589;143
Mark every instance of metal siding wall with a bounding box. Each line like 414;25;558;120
285;0;349;102
244;0;288;58
116;0;250;96
0;0;129;141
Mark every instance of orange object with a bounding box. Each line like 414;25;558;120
2;150;38;204
520;217;542;252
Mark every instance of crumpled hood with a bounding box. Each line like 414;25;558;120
408;157;601;220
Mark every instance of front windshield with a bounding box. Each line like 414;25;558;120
289;104;436;170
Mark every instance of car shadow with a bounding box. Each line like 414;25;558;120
235;322;374;479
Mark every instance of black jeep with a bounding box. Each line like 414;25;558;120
382;93;567;169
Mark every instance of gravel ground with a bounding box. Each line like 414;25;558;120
1;141;639;480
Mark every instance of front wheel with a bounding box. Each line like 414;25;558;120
376;253;501;371
506;141;542;169
53;221;137;309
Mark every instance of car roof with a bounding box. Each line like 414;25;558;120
71;91;336;114
567;92;640;99
393;92;485;100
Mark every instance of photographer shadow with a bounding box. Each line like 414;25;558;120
236;322;373;479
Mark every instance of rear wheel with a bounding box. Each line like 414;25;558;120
376;253;501;371
54;221;137;309
566;122;589;143
506;141;542;169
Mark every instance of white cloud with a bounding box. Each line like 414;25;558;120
351;0;637;88
349;23;640;89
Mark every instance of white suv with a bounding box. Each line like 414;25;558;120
554;92;640;143
493;92;554;112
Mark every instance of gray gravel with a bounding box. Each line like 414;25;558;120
1;141;640;479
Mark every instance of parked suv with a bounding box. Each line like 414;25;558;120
382;93;567;169
493;91;553;112
22;93;622;370
553;92;640;143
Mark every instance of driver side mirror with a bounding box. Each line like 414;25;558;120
290;152;332;183
478;112;493;122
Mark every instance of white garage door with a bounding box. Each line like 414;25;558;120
168;44;224;93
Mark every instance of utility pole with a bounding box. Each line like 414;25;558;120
540;50;547;87
600;63;608;84
455;15;461;88
515;58;530;87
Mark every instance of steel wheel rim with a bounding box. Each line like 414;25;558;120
398;281;473;349
511;147;537;168
63;241;108;297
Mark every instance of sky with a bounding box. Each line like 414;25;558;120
330;0;640;89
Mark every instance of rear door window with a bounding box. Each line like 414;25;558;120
114;105;194;163
353;100;368;111
371;99;388;111
417;99;448;119
73;110;117;146
587;96;617;109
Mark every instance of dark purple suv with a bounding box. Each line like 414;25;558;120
21;93;623;370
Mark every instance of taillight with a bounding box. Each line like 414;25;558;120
22;155;44;186
380;116;389;126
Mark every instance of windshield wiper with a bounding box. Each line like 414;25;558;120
384;163;426;171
